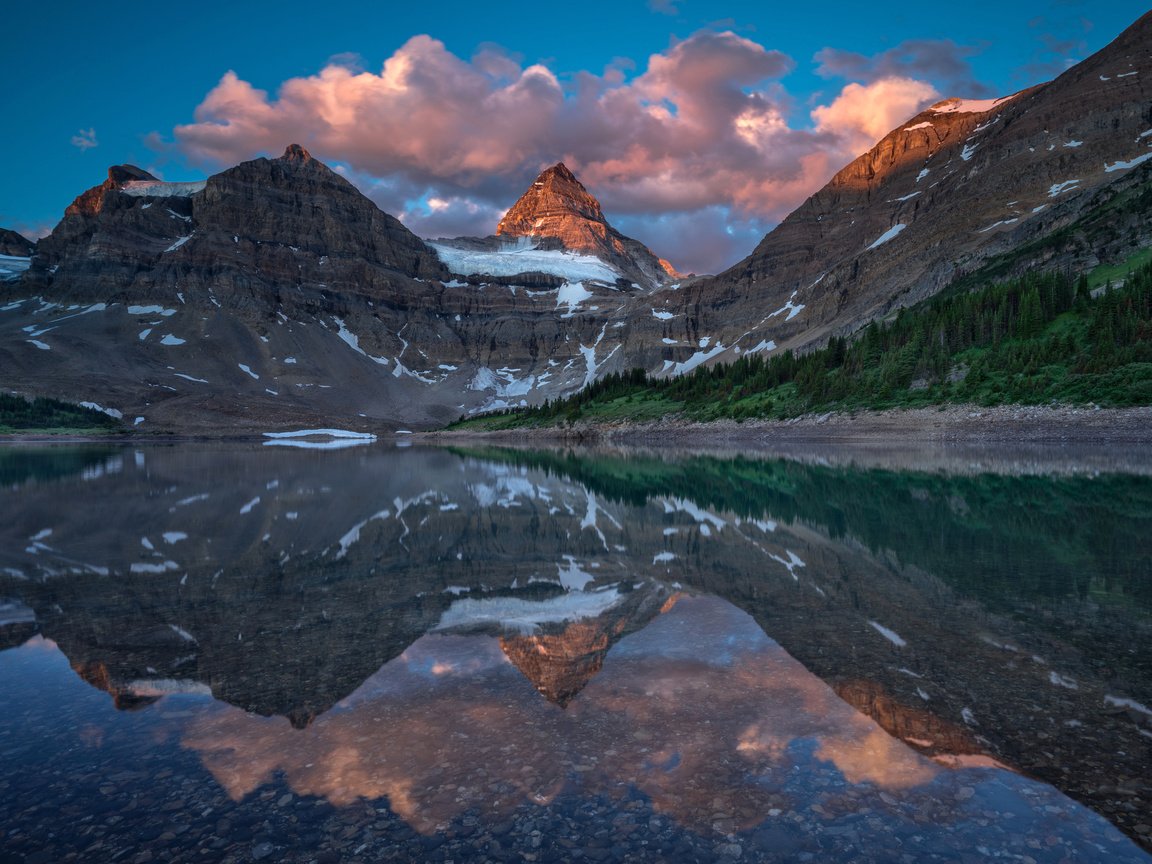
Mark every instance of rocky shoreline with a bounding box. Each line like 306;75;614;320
431;404;1152;446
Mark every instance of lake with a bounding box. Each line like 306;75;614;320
1;441;1150;863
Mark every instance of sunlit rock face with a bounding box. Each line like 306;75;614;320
495;162;679;287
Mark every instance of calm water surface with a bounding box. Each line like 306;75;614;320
0;443;1149;863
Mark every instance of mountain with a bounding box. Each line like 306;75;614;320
0;228;34;257
495;162;678;286
667;10;1152;359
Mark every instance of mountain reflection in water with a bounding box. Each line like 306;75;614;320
0;442;1149;863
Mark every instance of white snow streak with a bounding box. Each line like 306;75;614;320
867;223;906;250
869;621;907;647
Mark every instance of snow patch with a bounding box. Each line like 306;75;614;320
667;344;725;376
79;402;123;419
0;255;32;280
1048;179;1081;197
767;290;806;322
160;334;186;346
866;223;906;250
869;621;906;647
430;239;621;284
651;308;675;320
121;180;206;197
1104;695;1152;716
557;556;596;591
127;305;176;317
130;561;180;574
334;317;390;365
164;233;194;253
433;587;623;635
263;429;376;440
556;281;594;316
1049;671;1078;689
978;218;1019;233
238;363;259;380
931;95;1013;115
1105;152;1152;173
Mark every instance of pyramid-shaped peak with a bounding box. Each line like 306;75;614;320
493;161;680;284
497;161;605;237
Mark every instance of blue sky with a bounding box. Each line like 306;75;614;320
2;1;1147;272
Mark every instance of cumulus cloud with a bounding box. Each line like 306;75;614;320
71;128;98;151
811;77;940;157
814;39;993;98
160;30;944;274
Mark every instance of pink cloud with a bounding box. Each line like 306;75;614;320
811;77;940;157
162;31;940;274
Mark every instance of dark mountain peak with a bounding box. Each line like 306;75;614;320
280;143;314;163
0;228;35;257
65;165;159;216
108;165;158;185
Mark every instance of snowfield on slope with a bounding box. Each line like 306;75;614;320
430;240;621;284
